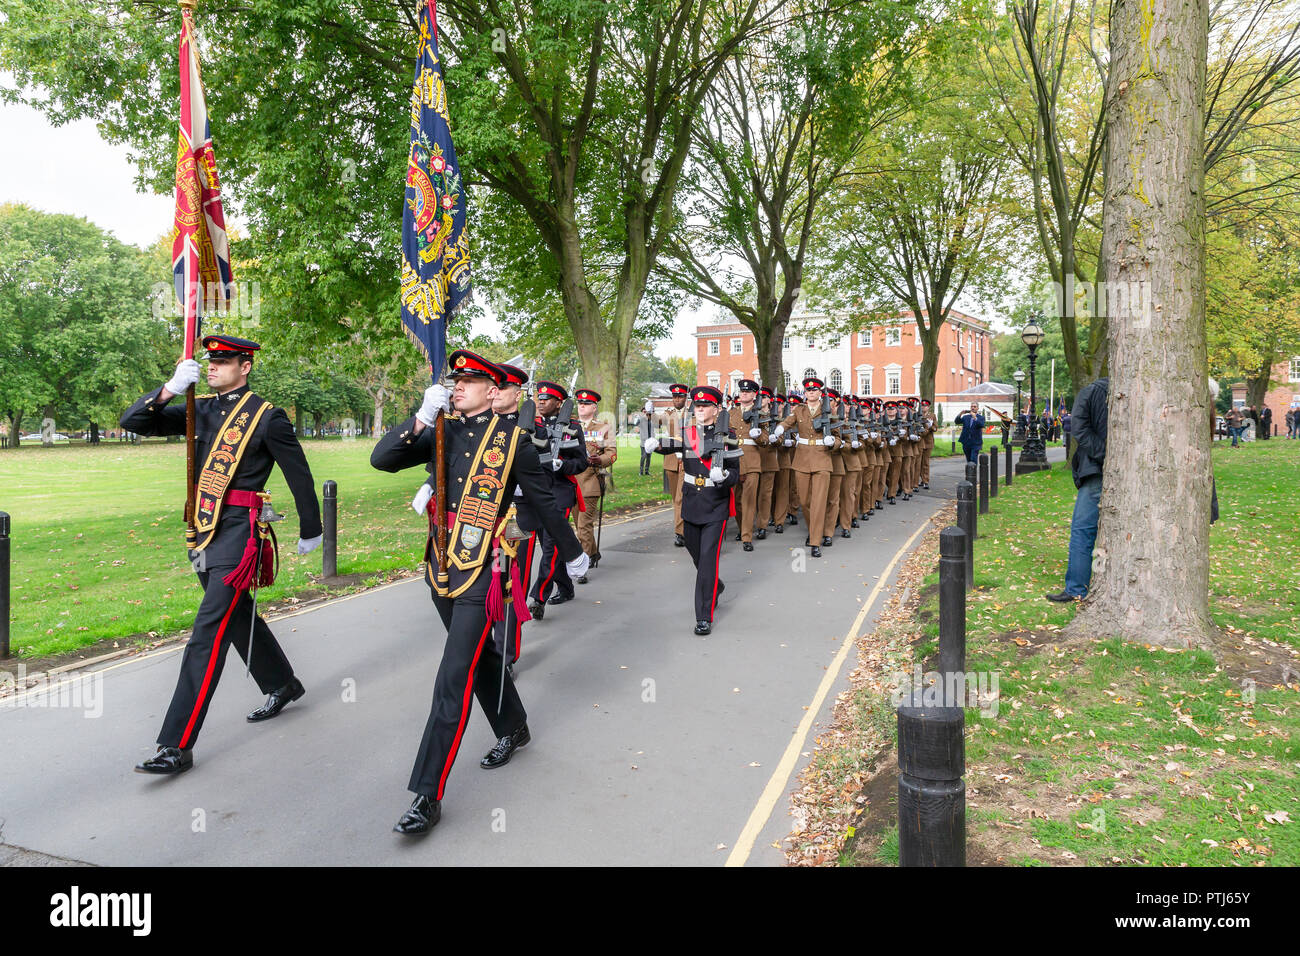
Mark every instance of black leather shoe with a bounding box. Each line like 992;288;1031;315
1045;591;1082;603
755;528;767;540
246;677;305;722
481;724;531;769
767;519;776;528
840;528;851;538
547;591;574;606
393;794;440;834
786;515;799;525
810;546;822;558
773;523;783;534
590;552;600;569
674;533;686;547
903;493;912;500
850;519;859;528
888;496;896;505
804;536;811;546
922;482;930;490
694;620;712;635
528;600;545;620
716;580;725;599
134;746;193;775
822;536;834;547
875;500;883;510
743;541;754;551
576;575;589;584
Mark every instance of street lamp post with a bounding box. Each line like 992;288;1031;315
1015;315;1050;474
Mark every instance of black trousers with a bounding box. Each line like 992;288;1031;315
529;507;572;602
409;571;527;800
158;568;294;750
683;519;725;622
639;450;652;475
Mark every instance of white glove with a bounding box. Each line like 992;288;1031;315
164;358;201;395
566;552;590;579
551;457;564;471
643;401;654;414
889;438;898;446
297;535;322;555
783;438;793;447
851;440;861;449
411;482;434;515
822;435;836;447
415;383;451;426
870;431;878;439
709;464;725;482
643;437;658;453
748;427;761;438
772;424;785;438
911;434;919;441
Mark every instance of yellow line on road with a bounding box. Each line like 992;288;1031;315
724;510;938;867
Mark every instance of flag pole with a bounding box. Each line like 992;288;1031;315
180;0;199;550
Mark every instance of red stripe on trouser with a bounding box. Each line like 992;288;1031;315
533;508;570;598
437;617;492;800
708;524;724;619
179;587;243;750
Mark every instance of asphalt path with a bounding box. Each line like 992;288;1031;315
1;446;1065;866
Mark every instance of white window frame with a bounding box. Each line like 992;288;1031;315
706;371;721;387
829;369;843;391
782;371;791;391
807;335;817;349
730;337;744;355
1290;357;1300;383
729;371;743;394
857;365;873;395
783;335;791;350
885;364;902;395
913;363;921;394
858;329;872;348
885;327;901;347
708;339;720;356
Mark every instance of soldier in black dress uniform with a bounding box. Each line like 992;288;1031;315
519;381;589;619
121;335;322;775
370;350;588;834
643;385;741;635
490;361;532;668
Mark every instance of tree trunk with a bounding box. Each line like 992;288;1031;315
41;402;56;445
294;407;304;437
89;421;99;444
1065;0;1214;650
1245;357;1273;408
7;411;21;447
372;393;385;439
918;326;941;403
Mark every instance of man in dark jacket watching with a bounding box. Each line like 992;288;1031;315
955;403;985;464
1046;377;1108;602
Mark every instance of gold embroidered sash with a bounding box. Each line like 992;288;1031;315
188;392;273;553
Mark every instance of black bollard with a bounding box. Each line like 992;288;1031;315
964;460;976;487
323;480;338;578
956;482;975;587
0;511;9;658
897;693;965;866
978;454;989;514
989;445;998;498
939;527;966;678
1004;443;1013;487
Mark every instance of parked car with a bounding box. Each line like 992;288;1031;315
20;432;70;442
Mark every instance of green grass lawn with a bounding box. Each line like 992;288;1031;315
841;437;1300;866
1;436;668;658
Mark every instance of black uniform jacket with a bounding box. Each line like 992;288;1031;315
370;412;583;594
512;412;589;531
120;385;322;568
653;422;741;524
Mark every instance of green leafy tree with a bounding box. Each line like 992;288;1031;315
0;204;170;445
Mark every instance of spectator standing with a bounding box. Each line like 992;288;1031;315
955;403;986;464
1046;377;1108;602
1226;406;1244;447
1261;404;1272;440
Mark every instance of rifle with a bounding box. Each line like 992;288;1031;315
530;397;582;468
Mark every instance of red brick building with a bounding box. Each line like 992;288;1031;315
1229;356;1300;432
695;308;993;419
